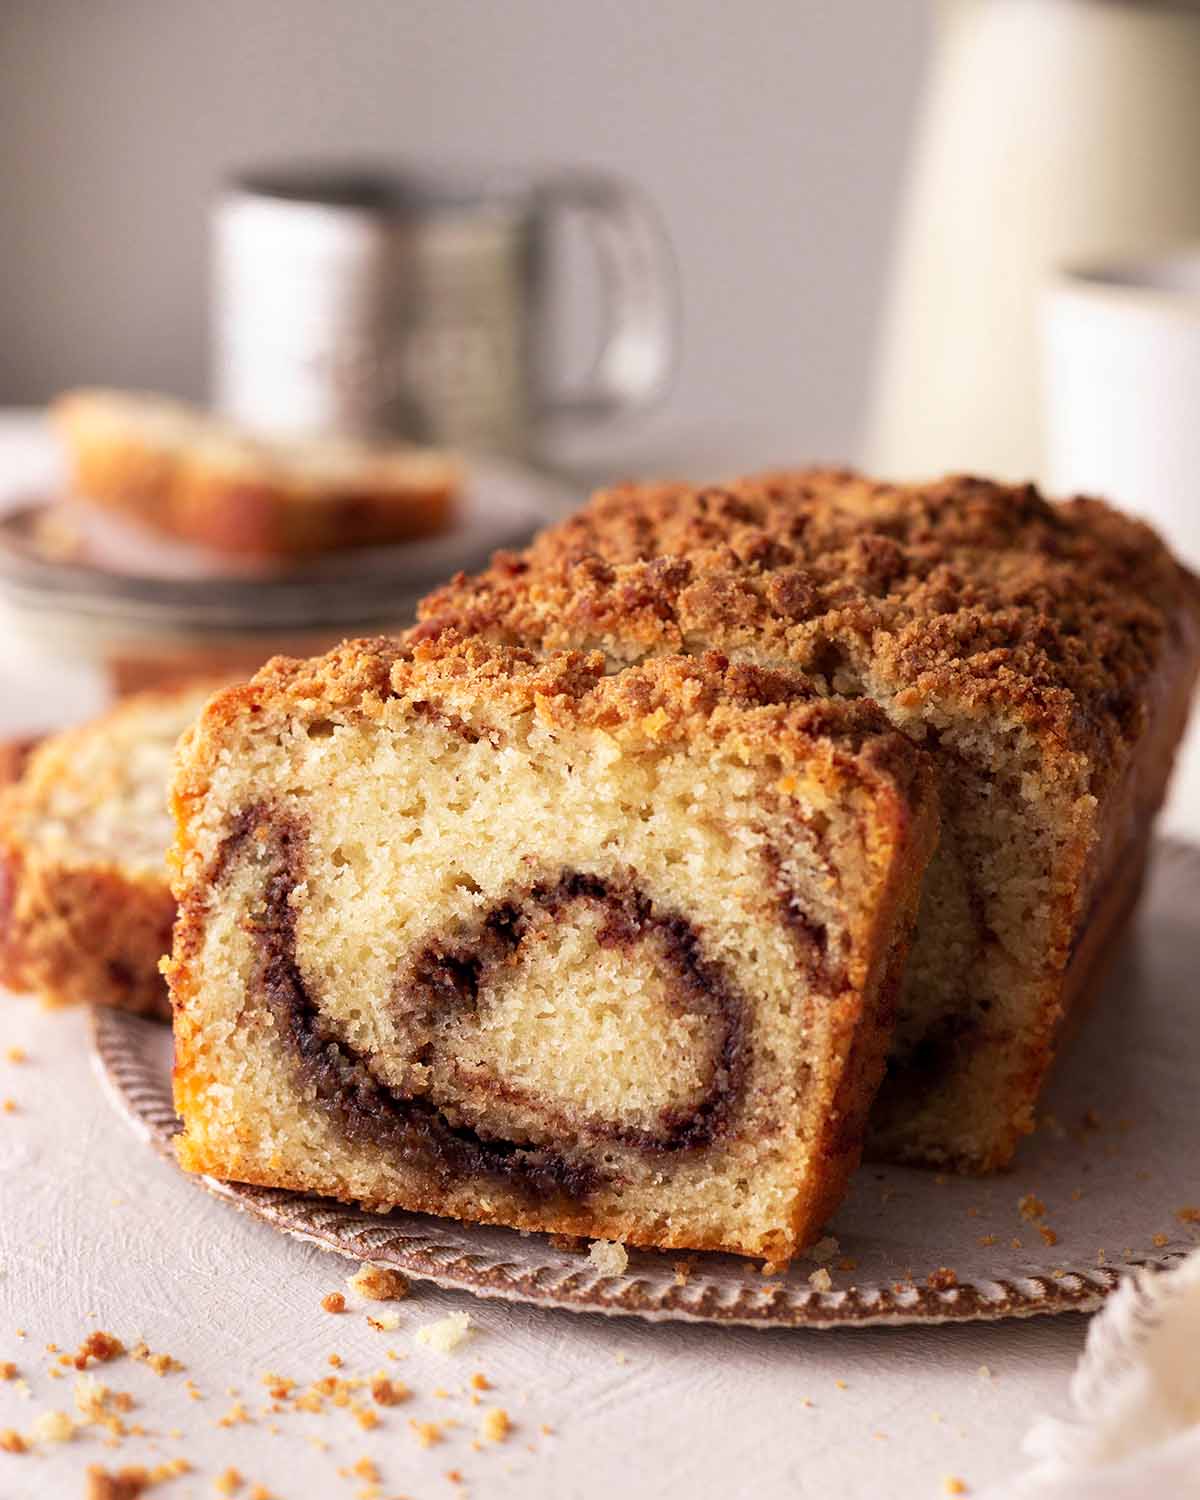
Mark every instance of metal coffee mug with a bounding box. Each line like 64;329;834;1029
212;163;679;458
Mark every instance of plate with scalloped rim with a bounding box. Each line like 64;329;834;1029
91;839;1200;1330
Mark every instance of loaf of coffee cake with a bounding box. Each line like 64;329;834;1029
418;470;1200;1170
168;637;937;1258
1;683;219;1015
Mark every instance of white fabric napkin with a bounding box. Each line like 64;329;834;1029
985;1248;1200;1497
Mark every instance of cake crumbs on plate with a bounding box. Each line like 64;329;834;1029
74;1373;136;1432
366;1310;402;1333
5;1046;26;1064
469;1371;491;1391
415;1311;471;1353
977;1235;996;1248
944;1478;969;1496
1038;1226;1059;1247
0;1362;16;1380
807;1267;833;1292
72;1331;126;1369
85;1466;153;1500
409;1418;443;1447
214;1469;243;1495
1017;1194;1046;1221
1177;1206;1200;1224
321;1292;347;1314
31;1408;75;1443
348;1264;410;1302
807;1235;839;1264
1152;1232;1169;1248
130;1341;182;1376
371;1376;410;1406
927;1267;958;1291
480;1407;511;1443
587;1240;629;1275
0;1428;26;1453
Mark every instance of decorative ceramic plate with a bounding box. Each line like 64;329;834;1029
91;840;1200;1330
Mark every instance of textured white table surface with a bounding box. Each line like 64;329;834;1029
1;414;1197;1500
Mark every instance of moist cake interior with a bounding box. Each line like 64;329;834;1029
171;646;934;1257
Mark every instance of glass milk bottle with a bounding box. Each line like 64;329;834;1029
864;0;1200;483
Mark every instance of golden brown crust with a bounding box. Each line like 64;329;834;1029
788;778;937;1233
52;389;461;559
418;468;1200;788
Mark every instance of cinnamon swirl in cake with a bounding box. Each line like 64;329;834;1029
167;637;937;1258
418;470;1200;1171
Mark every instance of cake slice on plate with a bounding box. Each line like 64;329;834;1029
1;682;219;1016
167;636;937;1259
52;388;461;559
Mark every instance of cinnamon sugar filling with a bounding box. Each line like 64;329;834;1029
217;808;754;1204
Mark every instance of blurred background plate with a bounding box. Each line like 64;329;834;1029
0;414;578;690
0;424;575;647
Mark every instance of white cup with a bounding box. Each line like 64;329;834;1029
1043;249;1200;569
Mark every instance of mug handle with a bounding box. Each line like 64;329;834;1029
535;172;680;426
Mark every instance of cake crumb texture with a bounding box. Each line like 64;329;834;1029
0;682;221;1015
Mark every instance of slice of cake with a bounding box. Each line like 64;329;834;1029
0;683;219;1016
51;389;461;559
418;469;1200;1170
167;636;937;1258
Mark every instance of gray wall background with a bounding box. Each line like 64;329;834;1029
0;1;929;472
